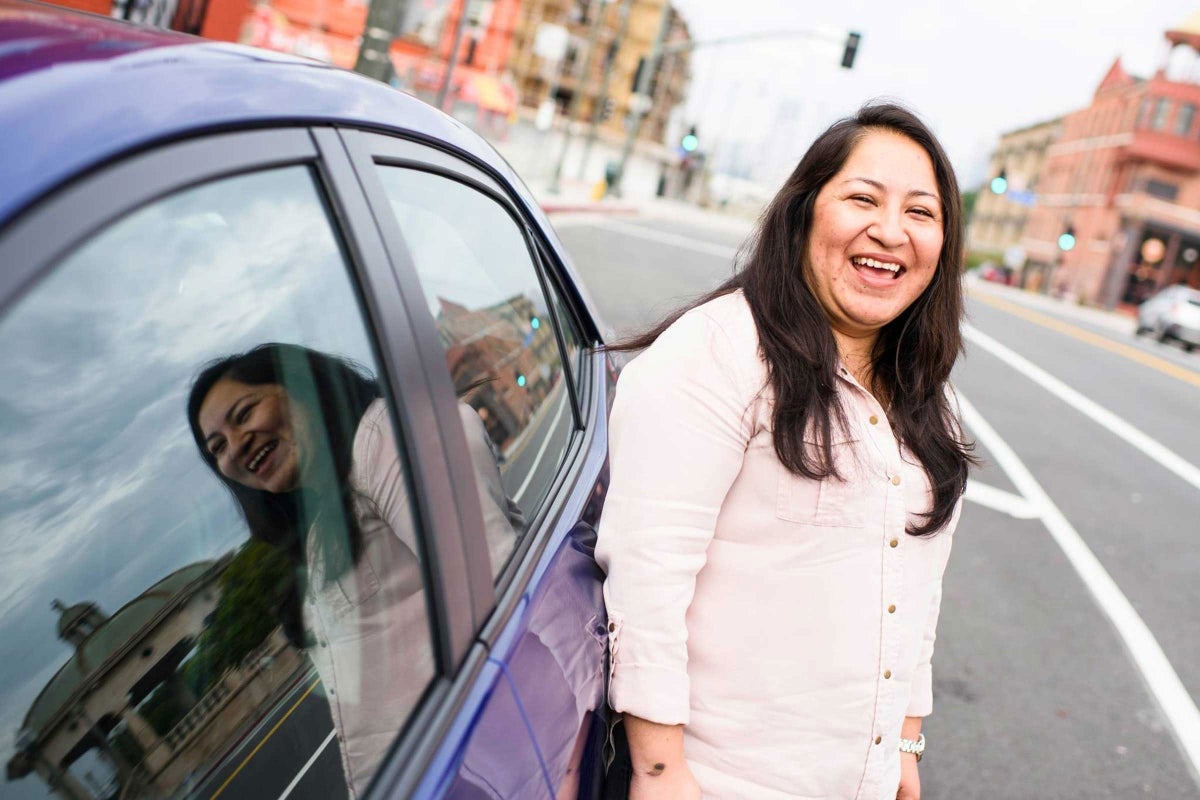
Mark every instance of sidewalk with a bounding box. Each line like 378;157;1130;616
965;273;1137;335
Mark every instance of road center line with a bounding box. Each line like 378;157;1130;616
595;218;742;260
964;322;1200;494
277;729;337;800
969;289;1200;391
958;391;1200;783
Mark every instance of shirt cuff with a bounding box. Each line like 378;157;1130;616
905;662;933;717
609;662;691;726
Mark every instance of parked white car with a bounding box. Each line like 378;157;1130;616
1136;285;1200;352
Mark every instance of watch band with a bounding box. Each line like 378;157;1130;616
898;733;925;761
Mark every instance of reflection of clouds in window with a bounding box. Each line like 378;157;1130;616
375;168;547;318
0;166;379;767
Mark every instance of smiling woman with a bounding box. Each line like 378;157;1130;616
596;103;975;800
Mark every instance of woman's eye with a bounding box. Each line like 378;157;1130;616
236;404;252;424
851;194;875;204
210;442;225;456
910;207;934;218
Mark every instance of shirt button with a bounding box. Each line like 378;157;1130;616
884;670;892;679
888;604;897;613
319;640;328;648
889;539;899;548
891;475;901;486
869;415;879;425
608;622;616;633
874;736;882;745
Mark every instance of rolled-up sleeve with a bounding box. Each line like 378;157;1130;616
595;309;756;725
905;497;962;717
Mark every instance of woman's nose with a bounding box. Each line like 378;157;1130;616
868;212;905;248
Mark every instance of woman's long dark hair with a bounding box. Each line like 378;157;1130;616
612;102;974;535
187;343;381;644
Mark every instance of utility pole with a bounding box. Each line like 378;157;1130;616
354;0;412;84
609;1;672;198
548;0;609;194
577;0;633;181
437;0;473;110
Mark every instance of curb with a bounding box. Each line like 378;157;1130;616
541;203;638;215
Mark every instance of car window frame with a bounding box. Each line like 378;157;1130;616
334;127;623;799
0;127;482;790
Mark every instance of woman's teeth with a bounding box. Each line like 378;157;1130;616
852;256;902;276
248;441;276;472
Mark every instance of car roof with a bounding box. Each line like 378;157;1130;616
0;0;522;224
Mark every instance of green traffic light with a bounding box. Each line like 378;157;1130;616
517;374;527;388
681;134;698;152
989;175;1008;195
1057;232;1076;251
530;316;540;330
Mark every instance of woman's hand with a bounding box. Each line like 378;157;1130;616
624;716;700;800
629;765;701;800
896;752;920;800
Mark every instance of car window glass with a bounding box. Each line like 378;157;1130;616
374;167;574;580
0;166;433;800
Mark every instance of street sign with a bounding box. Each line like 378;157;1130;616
1006;189;1037;207
1004;245;1026;270
533;23;569;61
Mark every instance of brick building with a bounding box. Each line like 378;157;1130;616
509;0;691;143
1021;10;1200;306
967;116;1062;268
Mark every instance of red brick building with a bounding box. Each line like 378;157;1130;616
1022;11;1200;307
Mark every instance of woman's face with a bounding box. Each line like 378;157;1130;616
198;377;304;493
803;129;944;347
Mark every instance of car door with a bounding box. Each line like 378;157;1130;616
0;128;489;800
328;129;612;800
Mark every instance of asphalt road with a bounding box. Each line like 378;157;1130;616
555;212;1200;799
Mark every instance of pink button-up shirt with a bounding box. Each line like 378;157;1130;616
596;292;960;800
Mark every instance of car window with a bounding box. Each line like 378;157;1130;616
0;166;434;800
374;167;575;580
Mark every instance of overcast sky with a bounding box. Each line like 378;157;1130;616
673;0;1199;188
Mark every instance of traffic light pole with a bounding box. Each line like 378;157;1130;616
436;0;473;110
354;0;412;84
548;0;609;194
608;23;860;197
609;2;672;198
577;0;634;181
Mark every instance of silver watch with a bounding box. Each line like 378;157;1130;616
898;733;925;762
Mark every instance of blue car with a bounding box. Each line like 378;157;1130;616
0;3;617;798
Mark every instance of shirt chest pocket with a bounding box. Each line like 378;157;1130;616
776;438;874;528
312;552;382;625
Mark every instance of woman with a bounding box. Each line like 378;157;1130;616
187;343;521;796
596;103;974;800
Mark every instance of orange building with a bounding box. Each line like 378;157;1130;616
45;0;519;122
1021;10;1200;307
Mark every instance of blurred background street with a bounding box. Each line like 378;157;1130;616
29;0;1200;795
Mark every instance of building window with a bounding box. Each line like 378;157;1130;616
1152;97;1172;131
1177;103;1196;137
1145;179;1179;202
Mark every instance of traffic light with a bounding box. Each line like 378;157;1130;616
990;169;1008;195
1057;225;1076;252
530;315;541;331
516;372;527;388
680;125;698;153
841;31;861;69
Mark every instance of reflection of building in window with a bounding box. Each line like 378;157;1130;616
6;554;307;799
437;294;559;452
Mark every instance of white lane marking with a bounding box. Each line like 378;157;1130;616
594;218;742;260
964;323;1200;494
963;480;1040;519
958;391;1200;782
276;729;336;800
513;389;571;503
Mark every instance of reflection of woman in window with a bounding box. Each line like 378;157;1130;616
186;343;518;796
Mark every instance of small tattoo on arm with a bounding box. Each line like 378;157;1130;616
649;763;666;776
